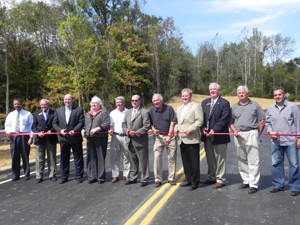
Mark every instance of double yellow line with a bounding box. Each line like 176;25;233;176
124;148;206;225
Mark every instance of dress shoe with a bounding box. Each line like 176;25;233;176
248;187;258;194
12;176;20;181
50;176;58;181
24;176;30;180
125;180;137;185
154;181;161;188
200;179;216;185
98;179;105;184
239;183;250;189
111;177;119;183
88;180;96;184
168;180;176;186
59;179;68;184
180;181;191;187
76;178;84;184
189;184;198;191
213;182;225;188
270;188;284;193
290;191;300;196
140;182;148;187
36;178;43;183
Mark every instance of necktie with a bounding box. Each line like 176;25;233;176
209;100;215;116
66;107;71;123
15;112;20;133
207;100;215;129
43;110;48;121
132;109;137;121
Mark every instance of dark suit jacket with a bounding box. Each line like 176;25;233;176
52;105;84;144
201;96;231;144
122;108;150;148
32;108;58;145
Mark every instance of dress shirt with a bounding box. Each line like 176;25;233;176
109;108;128;134
266;100;300;146
5;109;33;133
180;102;191;123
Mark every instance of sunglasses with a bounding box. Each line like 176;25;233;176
131;99;139;102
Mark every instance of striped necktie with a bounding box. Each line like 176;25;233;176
15;112;20;133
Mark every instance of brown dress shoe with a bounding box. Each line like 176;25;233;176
168;180;176;186
213;182;225;188
111;177;119;183
154;181;161;188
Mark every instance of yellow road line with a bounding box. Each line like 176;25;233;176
124;148;205;225
140;151;206;225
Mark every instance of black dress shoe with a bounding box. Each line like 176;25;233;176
36;178;43;183
248;187;258;194
180;181;191;187
50;176;58;181
88;180;97;184
189;184;198;190
125;180;137;185
200;179;216;185
76;178;84;183
140;182;148;187
239;184;250;189
270;188;284;193
98;179;105;184
24;176;30;180
291;191;300;196
12;177;20;181
59;179;68;184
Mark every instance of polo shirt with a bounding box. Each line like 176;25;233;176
149;104;176;133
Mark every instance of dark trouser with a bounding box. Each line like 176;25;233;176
59;141;84;180
10;135;30;178
180;143;200;185
86;136;108;181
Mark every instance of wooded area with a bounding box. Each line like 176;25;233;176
0;0;299;121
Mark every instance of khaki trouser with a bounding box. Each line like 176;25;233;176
153;134;177;182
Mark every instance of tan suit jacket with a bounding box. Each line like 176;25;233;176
176;102;203;144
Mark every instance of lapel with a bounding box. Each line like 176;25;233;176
209;98;220;118
38;111;47;125
131;108;140;122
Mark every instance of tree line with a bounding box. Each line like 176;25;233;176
0;0;299;124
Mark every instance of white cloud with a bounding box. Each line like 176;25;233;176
232;13;282;29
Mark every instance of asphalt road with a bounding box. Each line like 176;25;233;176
0;134;300;225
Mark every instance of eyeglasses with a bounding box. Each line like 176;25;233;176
131;99;139;102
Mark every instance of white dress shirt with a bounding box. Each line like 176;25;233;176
5;109;33;133
109;108;128;134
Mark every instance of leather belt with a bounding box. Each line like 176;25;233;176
113;132;126;136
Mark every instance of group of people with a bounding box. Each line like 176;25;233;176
4;82;300;197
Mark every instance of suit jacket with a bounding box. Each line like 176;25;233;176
201;96;231;144
176;102;203;145
122;108;150;148
32;108;58;145
52;105;84;144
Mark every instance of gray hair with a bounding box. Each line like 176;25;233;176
181;88;193;96
209;82;220;91
40;99;50;105
237;85;249;94
90;96;105;110
115;96;125;103
152;93;163;101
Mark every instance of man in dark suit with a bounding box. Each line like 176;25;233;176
201;82;231;188
52;94;85;184
32;99;58;183
122;95;151;187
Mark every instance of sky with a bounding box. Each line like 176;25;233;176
142;0;300;58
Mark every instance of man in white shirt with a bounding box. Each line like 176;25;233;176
109;96;130;183
5;98;33;181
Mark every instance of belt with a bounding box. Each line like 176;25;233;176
239;129;257;132
113;132;126;136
